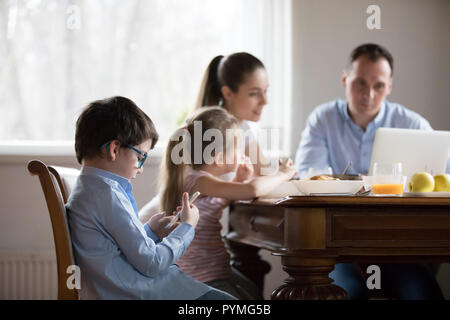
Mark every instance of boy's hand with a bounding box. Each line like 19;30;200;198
148;212;177;240
234;156;254;182
278;158;298;180
179;192;200;228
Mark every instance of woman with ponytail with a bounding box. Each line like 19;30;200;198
194;52;269;177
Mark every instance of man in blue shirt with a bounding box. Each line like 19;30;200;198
294;44;444;299
295;99;433;176
66;96;235;300
295;44;434;177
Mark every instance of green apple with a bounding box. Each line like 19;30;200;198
434;174;450;192
408;172;435;192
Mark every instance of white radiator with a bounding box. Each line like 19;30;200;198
0;252;57;299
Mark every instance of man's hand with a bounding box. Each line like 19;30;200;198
147;211;178;240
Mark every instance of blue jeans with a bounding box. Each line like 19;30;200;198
329;263;444;300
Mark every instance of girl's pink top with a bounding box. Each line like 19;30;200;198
177;170;231;283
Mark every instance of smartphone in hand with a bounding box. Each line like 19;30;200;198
165;191;201;229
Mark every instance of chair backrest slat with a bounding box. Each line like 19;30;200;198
28;160;79;300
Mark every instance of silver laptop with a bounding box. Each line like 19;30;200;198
369;128;450;179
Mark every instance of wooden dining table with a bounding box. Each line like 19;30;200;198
224;195;450;300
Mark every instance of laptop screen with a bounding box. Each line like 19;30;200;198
369;128;450;180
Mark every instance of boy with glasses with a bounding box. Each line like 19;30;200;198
66;96;235;300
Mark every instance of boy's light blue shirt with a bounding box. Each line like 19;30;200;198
294;99;442;176
66;166;210;299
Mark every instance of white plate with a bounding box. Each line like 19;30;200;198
292;180;364;195
263;181;300;198
402;192;450;197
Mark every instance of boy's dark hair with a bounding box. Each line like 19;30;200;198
350;43;394;76
75;96;159;164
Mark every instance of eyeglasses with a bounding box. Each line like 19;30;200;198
126;145;148;168
101;141;148;169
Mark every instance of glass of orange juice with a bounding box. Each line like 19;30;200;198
372;162;404;196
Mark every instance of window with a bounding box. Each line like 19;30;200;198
1;0;292;154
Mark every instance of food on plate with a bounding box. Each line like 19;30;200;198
309;175;339;181
408;172;435;192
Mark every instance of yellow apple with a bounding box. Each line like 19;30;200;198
434;174;450;192
408;172;435;192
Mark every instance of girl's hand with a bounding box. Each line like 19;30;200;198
278;158;297;180
235;156;254;182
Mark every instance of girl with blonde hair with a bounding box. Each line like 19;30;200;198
160;106;296;299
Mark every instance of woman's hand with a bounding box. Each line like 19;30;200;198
278;158;297;180
234;156;254;182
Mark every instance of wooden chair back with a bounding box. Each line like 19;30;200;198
28;160;79;300
48;165;80;203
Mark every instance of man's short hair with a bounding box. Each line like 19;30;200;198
75;96;159;164
350;43;394;76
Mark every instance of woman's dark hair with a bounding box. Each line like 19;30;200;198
350;43;394;76
196;52;265;108
75;96;159;164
